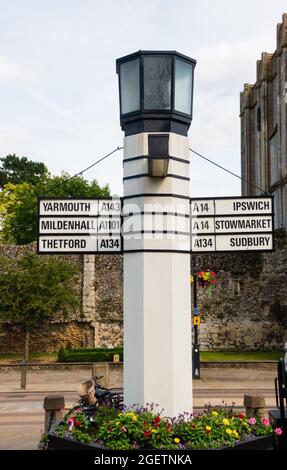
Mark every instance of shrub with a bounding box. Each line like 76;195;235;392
57;346;67;362
57;347;123;363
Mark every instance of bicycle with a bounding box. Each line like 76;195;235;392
78;375;123;411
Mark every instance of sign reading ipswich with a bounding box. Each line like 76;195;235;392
190;196;274;253
38;198;122;254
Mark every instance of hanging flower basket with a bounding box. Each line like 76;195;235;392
190;271;218;293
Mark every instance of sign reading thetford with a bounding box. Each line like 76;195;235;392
190;196;274;253
38;198;122;254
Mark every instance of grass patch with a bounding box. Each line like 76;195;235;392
0;350;282;363
201;351;282;361
0;352;58;363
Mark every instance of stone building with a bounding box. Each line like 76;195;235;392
240;13;287;228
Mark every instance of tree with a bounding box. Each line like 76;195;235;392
0;174;110;244
0;154;48;188
0;253;81;362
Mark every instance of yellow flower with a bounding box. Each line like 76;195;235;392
151;429;156;433
174;438;180;444
205;426;211;432
226;428;232;435
116;421;120;426
126;412;137;419
233;430;239;438
211;411;218;416
222;418;230;426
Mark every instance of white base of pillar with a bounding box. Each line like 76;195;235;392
124;252;192;417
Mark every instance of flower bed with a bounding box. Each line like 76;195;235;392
46;404;280;450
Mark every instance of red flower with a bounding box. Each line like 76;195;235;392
153;423;159;428
143;431;151;438
108;428;113;432
75;420;81;427
239;413;245;420
154;416;161;423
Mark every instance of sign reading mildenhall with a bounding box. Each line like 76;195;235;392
38;197;122;254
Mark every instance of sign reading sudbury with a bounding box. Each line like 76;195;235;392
38;196;273;254
38;198;122;253
190;196;274;252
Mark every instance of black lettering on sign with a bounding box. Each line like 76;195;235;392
99;239;120;249
194;238;213;248
43;202;91;212
192;220;210;231
192;202;209;213
42;239;87;249
233;200;270;212
230;236;270;247
100;202;120;212
98;220;120;231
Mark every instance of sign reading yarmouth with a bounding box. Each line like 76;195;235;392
38;198;122;254
37;196;273;254
190;196;274;253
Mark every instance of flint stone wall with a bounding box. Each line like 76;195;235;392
0;230;286;352
192;229;287;350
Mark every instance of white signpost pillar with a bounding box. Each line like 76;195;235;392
123;134;192;416
117;51;196;416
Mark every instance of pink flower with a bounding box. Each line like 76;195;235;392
275;427;283;436
67;418;75;431
120;426;127;432
248;418;256;425
261;418;270;426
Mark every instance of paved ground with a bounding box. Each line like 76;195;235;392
0;367;277;450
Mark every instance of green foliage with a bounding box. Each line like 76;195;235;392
57;347;123;362
0;154;48;188
0;173;110;244
0;253;81;329
56;409;93;444
58;346;67;362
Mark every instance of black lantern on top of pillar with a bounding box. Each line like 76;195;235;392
116;51;196;177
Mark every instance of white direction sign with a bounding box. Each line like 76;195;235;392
190;196;274;253
38;198;122;254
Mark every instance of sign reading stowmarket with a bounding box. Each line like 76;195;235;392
190;196;274;253
38;197;122;254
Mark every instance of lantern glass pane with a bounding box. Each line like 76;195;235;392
120;59;140;114
143;56;172;110
174;59;193;114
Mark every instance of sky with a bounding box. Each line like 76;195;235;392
0;0;285;197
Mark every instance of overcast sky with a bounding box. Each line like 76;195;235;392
0;0;285;197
